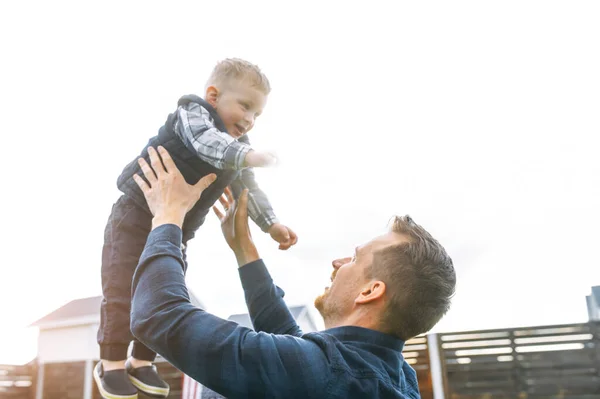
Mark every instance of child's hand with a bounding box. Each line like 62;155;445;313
268;223;298;250
244;150;278;168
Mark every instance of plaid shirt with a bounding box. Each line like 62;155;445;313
174;102;277;231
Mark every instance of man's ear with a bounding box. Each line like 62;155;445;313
355;280;386;305
205;86;219;108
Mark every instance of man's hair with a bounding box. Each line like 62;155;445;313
206;58;271;95
368;215;456;340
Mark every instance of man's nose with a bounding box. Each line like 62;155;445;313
332;257;352;269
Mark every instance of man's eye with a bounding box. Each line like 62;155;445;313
240;102;250;110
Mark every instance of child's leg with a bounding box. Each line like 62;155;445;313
130;340;156;363
95;196;152;398
97;196;152;366
96;195;171;398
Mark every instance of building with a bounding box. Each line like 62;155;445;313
29;293;205;399
586;285;600;321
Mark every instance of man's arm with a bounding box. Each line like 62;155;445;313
215;187;302;336
132;146;306;391
130;225;327;398
238;253;303;336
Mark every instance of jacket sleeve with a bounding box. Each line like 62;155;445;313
174;102;251;170
238;257;304;336
130;225;328;398
230;135;278;232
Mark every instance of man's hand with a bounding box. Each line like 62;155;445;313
133;146;217;230
268;223;298;250
212;187;260;267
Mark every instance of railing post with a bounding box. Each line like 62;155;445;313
428;333;449;399
35;361;44;399
83;359;93;399
592;321;600;378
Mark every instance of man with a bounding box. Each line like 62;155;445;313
129;146;456;398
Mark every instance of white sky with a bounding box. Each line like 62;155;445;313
1;0;599;365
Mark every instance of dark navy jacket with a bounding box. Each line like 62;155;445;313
131;224;421;399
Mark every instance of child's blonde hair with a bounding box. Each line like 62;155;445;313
206;58;271;95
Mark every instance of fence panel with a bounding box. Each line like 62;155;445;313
404;335;433;398
0;362;36;399
439;321;600;398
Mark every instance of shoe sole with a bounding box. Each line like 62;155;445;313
93;365;138;399
128;375;170;398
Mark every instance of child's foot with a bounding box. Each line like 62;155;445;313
126;358;170;398
93;361;138;399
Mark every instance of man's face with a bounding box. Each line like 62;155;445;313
213;81;267;139
314;231;407;324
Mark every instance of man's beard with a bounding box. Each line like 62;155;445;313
314;289;328;315
314;269;338;317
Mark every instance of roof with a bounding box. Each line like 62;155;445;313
227;305;311;329
30;296;102;327
30;292;206;328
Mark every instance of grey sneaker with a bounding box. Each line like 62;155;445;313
126;360;170;398
93;362;138;399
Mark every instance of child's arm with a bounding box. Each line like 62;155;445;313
230;166;278;232
230;161;298;250
175;103;275;170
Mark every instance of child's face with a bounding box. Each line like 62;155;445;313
206;81;267;139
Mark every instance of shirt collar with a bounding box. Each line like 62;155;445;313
323;325;405;352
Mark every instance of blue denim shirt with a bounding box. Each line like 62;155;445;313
131;225;421;399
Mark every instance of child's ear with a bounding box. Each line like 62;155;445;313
205;86;219;108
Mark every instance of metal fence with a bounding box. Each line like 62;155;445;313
438;321;600;398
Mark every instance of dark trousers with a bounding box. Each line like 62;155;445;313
97;195;188;361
